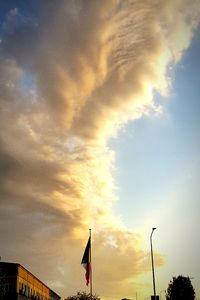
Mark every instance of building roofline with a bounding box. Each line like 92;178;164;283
0;261;60;298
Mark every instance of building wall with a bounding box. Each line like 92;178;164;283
17;265;49;300
0;262;18;300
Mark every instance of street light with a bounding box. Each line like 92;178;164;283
150;227;157;300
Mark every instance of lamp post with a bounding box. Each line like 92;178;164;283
150;227;157;300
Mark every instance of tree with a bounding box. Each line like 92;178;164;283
66;291;100;300
166;275;195;300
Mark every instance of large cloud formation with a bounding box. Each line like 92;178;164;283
0;0;199;298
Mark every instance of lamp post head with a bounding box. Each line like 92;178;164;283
150;227;156;239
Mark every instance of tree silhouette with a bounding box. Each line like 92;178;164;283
66;291;100;300
166;275;195;300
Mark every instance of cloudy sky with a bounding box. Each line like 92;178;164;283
0;1;200;299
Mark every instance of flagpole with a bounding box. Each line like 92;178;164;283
89;228;92;298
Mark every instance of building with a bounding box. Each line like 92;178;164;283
0;262;61;300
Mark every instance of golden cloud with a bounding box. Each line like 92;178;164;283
0;0;199;298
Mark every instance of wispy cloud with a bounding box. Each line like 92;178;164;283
0;0;199;298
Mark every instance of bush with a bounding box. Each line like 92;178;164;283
66;291;100;300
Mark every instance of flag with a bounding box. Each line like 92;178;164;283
81;237;91;286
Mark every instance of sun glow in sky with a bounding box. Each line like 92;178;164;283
112;29;200;297
0;1;200;299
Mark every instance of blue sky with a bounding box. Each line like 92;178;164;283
112;26;200;295
113;27;200;228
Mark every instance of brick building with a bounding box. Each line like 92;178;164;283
0;262;61;300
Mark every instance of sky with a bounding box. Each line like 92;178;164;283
0;1;200;300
